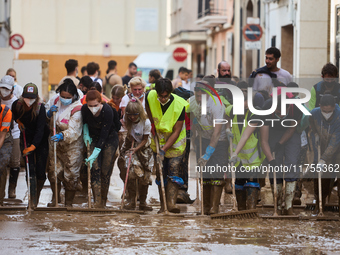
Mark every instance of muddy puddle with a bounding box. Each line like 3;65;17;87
0;210;340;254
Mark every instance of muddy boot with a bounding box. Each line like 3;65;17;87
246;187;259;210
166;181;180;213
271;183;283;215
283;181;296;215
29;176;38;208
236;190;247;211
209;185;223;215
177;189;194;204
293;179;302;205
8;167;20;199
47;182;61;207
203;184;211;215
124;180;136;210
65;190;76;207
36;179;45;206
157;185;165;214
92;183;103;208
139;184;153;211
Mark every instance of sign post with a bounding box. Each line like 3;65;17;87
9;34;25;59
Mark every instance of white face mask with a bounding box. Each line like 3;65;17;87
89;105;101;115
322;111;333;120
24;98;36;107
0;88;11;98
157;97;170;106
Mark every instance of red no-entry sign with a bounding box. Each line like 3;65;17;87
173;47;188;62
243;24;263;42
9;34;25;50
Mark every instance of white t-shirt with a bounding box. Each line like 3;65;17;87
252;68;292;94
182;80;191;91
189;95;227;141
13;83;23;99
90;76;103;87
128;118;151;144
2;95;20;139
119;94;146;132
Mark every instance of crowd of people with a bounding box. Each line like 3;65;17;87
0;46;339;216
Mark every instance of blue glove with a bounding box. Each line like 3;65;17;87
47;105;58;118
51;133;63;142
85;147;101;168
202;145;215;160
83;124;92;146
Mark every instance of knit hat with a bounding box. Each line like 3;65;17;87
22;83;38;98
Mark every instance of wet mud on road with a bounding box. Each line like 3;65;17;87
1;210;340;254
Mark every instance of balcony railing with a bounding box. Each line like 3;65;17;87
198;8;228;19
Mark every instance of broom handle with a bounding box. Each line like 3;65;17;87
23;130;31;211
318;141;323;216
273;152;278;216
87;141;91;208
53;112;58;208
199;135;204;216
155;134;168;213
230;137;238;211
121;140;135;210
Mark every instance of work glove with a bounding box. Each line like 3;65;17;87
47;105;58;118
83;123;92;146
151;123;156;137
23;144;36;157
51;133;64;142
226;128;233;141
16;119;25;131
316;159;327;172
198;145;215;167
85;147;101;168
268;159;277;167
229;152;239;165
157;149;165;164
274;142;283;155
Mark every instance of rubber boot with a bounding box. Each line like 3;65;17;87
36;179;45;206
203;184;212;215
209;185;223;215
157;185;165;214
92;182;103;208
246;187;259;210
283;181;296;215
139;184;153;211
177;189;194;204
271;183;283;215
65;190;76;207
0;171;6;206
8;167;20;199
29;176;37;208
236;190;247;211
166;181;180;213
312;179;329;215
293;179;302;205
124;180;136;210
47;182;61;207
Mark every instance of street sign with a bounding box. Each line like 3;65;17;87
173;47;188;62
9;34;25;50
245;41;261;50
243;24;263;42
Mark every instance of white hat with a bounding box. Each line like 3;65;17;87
0;75;15;90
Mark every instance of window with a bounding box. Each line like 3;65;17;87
198;0;203;18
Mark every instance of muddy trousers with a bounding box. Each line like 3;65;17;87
177;132;191;204
8;138;21;198
23;140;48;207
90;133;118;208
0;136;13;205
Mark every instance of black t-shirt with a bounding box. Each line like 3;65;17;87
262;98;303;130
145;92;185;121
81;103;118;149
122;75;132;86
12;100;50;147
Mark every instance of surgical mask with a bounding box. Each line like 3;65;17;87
89;105;101;115
0;88;11;98
24;98;36;107
60;97;73;106
322;111;333;120
138;94;144;99
157;97;170;106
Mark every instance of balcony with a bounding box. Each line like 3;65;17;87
196;8;228;28
169;29;207;44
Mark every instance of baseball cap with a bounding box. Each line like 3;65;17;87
0;75;15;90
22;83;38;98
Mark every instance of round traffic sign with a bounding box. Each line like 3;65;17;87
173;47;188;62
243;24;263;41
9;34;25;50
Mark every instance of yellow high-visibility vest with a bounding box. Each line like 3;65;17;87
148;90;188;158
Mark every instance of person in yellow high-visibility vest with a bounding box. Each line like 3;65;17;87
227;82;266;210
145;78;188;214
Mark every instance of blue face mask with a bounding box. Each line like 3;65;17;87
60;97;73;106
